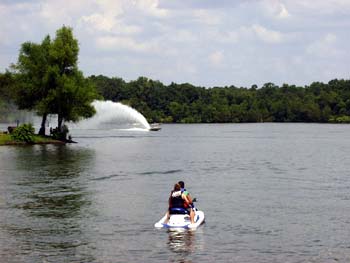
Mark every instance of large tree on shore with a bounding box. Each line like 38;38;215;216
13;35;51;135
13;26;97;137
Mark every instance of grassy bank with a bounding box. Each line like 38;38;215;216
0;133;65;146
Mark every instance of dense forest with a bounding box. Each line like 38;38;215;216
1;71;350;124
88;75;350;123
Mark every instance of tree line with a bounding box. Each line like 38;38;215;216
88;75;350;123
1;25;350;128
2;71;350;125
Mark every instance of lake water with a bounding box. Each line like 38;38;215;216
1;123;350;262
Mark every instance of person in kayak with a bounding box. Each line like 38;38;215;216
164;183;195;224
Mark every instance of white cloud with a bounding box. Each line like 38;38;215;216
134;0;168;17
176;60;197;75
95;0;124;17
0;2;44;44
278;4;290;18
251;24;283;43
79;14;141;35
76;0;145;36
261;0;290;19
287;0;350;14
168;30;197;43
80;14;116;32
0;8;10;45
0;0;350;87
39;0;91;26
223;31;239;43
96;35;155;53
193;9;223;25
306;33;339;57
208;51;224;67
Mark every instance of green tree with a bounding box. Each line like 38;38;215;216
87;74;350;124
12;35;52;135
0;72;17;122
47;26;97;134
13;26;98;138
168;101;187;122
0;71;16;100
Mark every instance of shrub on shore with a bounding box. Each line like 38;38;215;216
10;123;35;143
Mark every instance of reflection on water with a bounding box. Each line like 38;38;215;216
168;230;196;254
0;145;96;263
167;229;204;263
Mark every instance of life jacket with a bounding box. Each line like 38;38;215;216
170;191;184;208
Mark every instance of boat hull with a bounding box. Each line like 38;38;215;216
149;127;161;131
149;123;161;131
154;210;205;230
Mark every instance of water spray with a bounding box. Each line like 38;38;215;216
74;100;151;130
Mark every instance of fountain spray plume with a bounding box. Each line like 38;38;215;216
75;100;151;130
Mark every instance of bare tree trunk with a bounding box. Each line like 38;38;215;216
38;113;47;136
57;115;68;141
58;114;63;133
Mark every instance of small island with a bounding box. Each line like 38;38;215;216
0;133;64;146
0;124;72;146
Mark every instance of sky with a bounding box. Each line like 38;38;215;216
0;0;350;88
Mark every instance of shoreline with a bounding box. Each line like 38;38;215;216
0;133;73;146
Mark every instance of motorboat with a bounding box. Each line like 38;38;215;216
154;207;205;230
149;123;161;131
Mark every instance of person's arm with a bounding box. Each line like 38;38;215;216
182;193;192;207
187;193;193;204
183;190;193;204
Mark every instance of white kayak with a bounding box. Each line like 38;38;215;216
154;207;205;230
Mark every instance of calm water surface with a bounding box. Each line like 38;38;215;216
1;123;350;262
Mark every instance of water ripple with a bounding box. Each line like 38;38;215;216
90;174;127;181
138;169;183;176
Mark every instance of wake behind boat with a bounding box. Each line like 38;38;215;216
154;207;205;230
